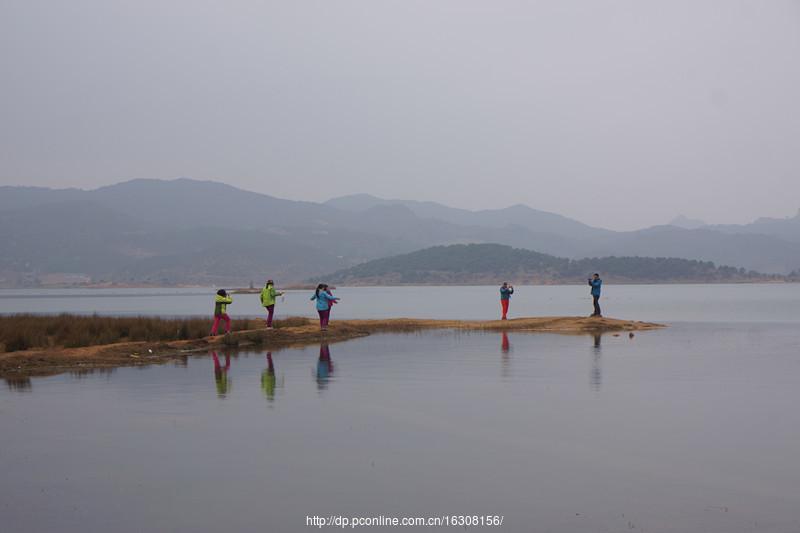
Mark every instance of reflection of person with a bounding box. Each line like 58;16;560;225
588;274;602;317
212;351;232;397
211;289;233;335
500;282;514;320
501;331;511;354
591;334;602;391
311;284;339;331
315;343;334;389
261;352;276;401
500;332;512;378
260;280;284;329
4;376;32;392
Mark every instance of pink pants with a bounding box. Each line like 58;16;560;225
318;309;330;329
211;313;231;335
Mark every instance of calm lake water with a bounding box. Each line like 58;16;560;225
2;285;800;532
2;283;800;323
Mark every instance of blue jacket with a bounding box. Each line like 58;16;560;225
311;291;338;311
589;278;602;297
500;287;514;300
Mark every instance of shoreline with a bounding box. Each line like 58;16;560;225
0;316;664;379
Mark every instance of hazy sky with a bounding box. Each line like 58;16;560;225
1;1;799;230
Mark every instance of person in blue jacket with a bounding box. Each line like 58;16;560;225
588;273;603;317
311;283;339;331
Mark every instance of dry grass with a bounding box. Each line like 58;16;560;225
0;314;308;352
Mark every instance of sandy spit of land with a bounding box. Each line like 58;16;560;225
0;316;664;378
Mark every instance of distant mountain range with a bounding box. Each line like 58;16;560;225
322;244;782;285
668;215;707;230
0;178;799;287
326;193;800;274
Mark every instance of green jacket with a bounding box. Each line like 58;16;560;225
214;294;233;316
260;284;283;307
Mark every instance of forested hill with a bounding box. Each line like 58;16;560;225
323;244;781;285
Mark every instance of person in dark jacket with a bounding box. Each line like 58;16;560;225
588;273;602;317
500;282;514;320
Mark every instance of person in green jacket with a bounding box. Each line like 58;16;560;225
260;279;284;329
210;289;233;336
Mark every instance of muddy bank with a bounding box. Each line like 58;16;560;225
0;316;663;378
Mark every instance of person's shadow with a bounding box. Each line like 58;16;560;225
315;343;334;391
211;351;232;398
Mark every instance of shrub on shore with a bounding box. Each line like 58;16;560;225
0;314;307;352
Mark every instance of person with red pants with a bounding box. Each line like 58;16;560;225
210;289;233;335
500;282;514;320
311;283;339;331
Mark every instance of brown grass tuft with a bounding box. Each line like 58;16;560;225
0;314;309;352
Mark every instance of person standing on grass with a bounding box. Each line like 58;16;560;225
211;289;233;336
311;283;339;331
588;273;603;317
500;282;514;320
260;280;284;329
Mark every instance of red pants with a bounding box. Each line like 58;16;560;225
211;313;231;335
501;299;510;320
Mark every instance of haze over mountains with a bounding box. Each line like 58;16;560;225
1;178;799;287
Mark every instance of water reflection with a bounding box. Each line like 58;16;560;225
501;332;511;354
315;343;334;390
261;352;279;403
500;332;512;379
211;351;232;398
69;367;116;380
591;334;602;392
4;375;32;392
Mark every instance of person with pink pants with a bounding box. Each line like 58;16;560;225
310;283;339;331
210;289;233;335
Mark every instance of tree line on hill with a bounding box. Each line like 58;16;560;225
323;244;785;285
